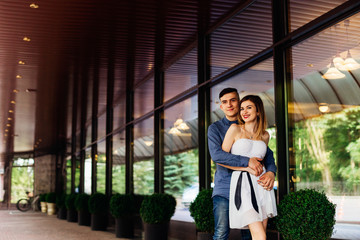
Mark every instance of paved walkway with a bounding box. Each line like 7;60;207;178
0;210;141;240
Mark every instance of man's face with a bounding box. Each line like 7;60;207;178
219;92;239;120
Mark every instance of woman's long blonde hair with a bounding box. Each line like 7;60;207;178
237;95;267;139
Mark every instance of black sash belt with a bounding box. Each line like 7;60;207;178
234;171;259;213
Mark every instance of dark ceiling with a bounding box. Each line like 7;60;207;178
0;0;357;158
0;0;245;156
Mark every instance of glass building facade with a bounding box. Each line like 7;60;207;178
59;1;360;238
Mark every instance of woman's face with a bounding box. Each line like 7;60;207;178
240;100;258;123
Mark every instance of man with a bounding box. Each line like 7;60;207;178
208;88;276;240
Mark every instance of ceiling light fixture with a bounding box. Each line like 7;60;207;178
9;110;13;113
5;129;9;132
11;101;16;104
30;3;39;8
26;88;37;92
322;62;345;79
23;37;31;42
13;89;19;93
16;75;22;79
18;60;25;65
318;103;330;113
6;124;11;127
169;127;181;135
7;118;12;121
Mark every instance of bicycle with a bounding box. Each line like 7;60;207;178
16;191;40;212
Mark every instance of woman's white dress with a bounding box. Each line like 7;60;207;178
229;138;277;229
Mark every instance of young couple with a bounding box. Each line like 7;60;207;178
208;88;277;240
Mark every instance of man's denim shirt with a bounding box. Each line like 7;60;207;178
208;117;277;199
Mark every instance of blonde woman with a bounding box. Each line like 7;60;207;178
218;95;277;240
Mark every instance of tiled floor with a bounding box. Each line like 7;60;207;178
0;210;141;240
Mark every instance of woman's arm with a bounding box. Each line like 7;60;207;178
217;163;257;175
222;124;238;153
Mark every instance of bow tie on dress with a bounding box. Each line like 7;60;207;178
234;171;259;213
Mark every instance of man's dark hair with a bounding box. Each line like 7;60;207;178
219;87;239;99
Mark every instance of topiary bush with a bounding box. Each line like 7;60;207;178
46;192;57;203
276;189;336;240
39;193;47;202
88;193;108;214
110;194;135;218
140;193;176;224
74;193;90;211
189;189;214;233
65;193;77;210
56;193;67;208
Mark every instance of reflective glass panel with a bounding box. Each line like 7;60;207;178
289;14;360;237
134;77;154;119
113;96;126;130
66;157;71;194
164;48;197;102
210;0;272;78
134;117;154;195
289;0;347;32
84;148;92;195
75;155;80;193
97;141;106;194
97;112;106;140
164;95;199;222
112;132;126;194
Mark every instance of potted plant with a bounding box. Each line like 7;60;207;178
276;189;336;240
45;192;57;215
56;193;67;219
39;193;47;213
65;193;78;222
140;193;176;240
189;189;214;240
110;194;136;238
88;193;109;231
74;193;91;226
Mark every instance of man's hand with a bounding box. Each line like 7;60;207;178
248;157;263;176
258;171;275;190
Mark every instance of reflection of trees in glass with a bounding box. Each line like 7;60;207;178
75;161;81;193
294;107;360;195
11;167;34;203
97;155;106;194
112;164;126;194
66;167;71;194
134;160;154;194
164;149;198;198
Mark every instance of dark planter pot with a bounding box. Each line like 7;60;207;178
197;232;213;240
67;209;78;222
115;216;134;238
144;222;169;240
78;210;91;226
91;213;108;231
57;207;67;220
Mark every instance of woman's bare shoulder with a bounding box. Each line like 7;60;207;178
262;131;270;145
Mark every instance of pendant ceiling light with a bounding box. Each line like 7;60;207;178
322;62;345;79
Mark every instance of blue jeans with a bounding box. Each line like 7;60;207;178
213;195;251;240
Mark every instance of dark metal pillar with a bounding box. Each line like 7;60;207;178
71;65;79;194
105;45;115;197
198;0;211;190
272;0;290;202
91;59;99;194
154;0;166;194
79;63;89;194
125;4;135;194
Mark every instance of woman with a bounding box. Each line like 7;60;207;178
218;95;277;240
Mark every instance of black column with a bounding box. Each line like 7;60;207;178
125;4;135;194
71;64;79;194
91;59;99;194
105;45;115;197
198;0;211;190
154;0;166;194
272;0;290;202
